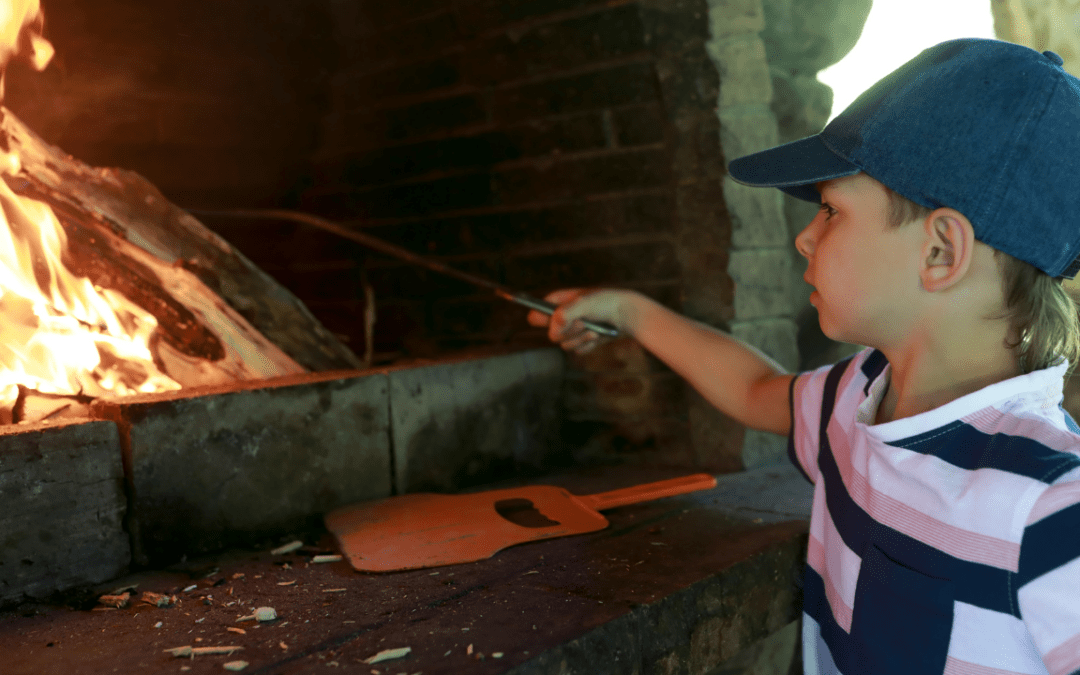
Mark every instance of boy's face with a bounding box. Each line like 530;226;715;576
795;173;925;348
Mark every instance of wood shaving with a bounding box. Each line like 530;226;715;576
140;591;175;607
270;540;303;555
164;646;193;658
363;646;411;664
97;592;130;608
192;646;242;656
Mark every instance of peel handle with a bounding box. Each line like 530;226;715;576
578;473;717;512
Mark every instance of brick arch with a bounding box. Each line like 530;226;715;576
707;0;871;468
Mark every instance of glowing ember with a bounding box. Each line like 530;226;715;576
0;1;180;415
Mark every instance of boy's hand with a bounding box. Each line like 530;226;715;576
526;288;640;354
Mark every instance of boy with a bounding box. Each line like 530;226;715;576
528;39;1080;674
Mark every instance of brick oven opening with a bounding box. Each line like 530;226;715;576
3;0;769;471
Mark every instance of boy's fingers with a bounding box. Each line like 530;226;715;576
526;309;551;327
549;307;583;340
562;331;599;353
543;288;589;305
574;339;600;355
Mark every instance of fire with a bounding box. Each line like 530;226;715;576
0;1;180;417
0;1;53;90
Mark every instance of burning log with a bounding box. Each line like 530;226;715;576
0;107;362;374
0;106;362;422
0;1;359;425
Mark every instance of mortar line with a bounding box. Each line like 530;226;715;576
109;412;146;568
387;378;399;496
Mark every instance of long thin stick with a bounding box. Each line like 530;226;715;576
188;208;619;337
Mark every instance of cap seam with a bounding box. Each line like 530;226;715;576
984;73;1060;271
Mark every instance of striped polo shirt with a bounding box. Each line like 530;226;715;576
789;348;1080;675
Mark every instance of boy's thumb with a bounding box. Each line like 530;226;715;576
561;292;615;328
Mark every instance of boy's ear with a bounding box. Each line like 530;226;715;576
920;208;975;292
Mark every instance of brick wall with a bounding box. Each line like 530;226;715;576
297;0;699;359
201;0;745;467
4;0;335;209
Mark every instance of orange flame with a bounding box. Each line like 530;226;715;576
0;1;53;89
0;2;181;416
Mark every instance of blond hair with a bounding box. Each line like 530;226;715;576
882;187;1080;374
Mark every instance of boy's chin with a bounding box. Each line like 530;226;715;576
818;316;855;346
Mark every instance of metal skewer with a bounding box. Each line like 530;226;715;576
187;208;620;338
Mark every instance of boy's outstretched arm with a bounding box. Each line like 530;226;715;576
529;289;794;436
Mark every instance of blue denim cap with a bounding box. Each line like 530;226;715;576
727;39;1080;279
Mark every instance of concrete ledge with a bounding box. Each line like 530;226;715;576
92;370;394;567
82;347;567;567
391;348;566;493
0;347;570;602
0;420;129;606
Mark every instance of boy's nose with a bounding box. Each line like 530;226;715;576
795;219;818;260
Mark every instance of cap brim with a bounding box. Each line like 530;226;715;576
727;135;860;203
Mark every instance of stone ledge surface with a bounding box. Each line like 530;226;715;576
92;370;394;567
0;463;811;675
0;420;129;607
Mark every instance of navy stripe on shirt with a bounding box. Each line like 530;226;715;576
789;373;813;484
817;358;1017;616
860;349;888;396
803;565;861;674
1017;501;1080;588
890;422;1080;484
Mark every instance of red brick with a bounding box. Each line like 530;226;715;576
493;147;669;205
612;102;666;147
303;171;494;220
462;4;648;85
317;112;607;188
491;61;659;124
385;94;488;141
504;240;679;288
365;257;502;300
357;191;672;256
342;12;463;70
454;0;610;34
355;0;454;28
564;370;687;417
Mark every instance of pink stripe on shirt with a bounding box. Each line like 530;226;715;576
1045;631;1080;675
943;656;1033;675
1027;479;1080;525
807;535;853;632
964;407;1080;455
829;417;1021;571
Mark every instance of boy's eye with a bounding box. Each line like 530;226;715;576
819;203;837;219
